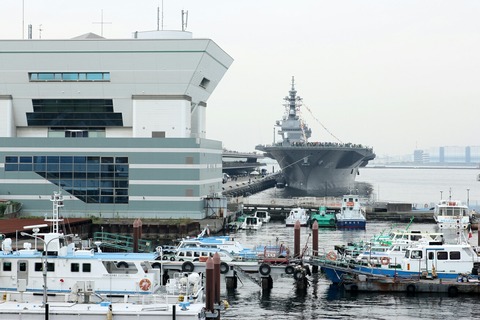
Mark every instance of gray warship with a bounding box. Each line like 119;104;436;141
256;77;376;196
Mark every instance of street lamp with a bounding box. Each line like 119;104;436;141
20;231;73;319
467;189;470;207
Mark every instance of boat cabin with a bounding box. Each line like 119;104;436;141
174;247;234;262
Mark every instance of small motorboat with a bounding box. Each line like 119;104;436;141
285;207;309;227
241;216;263;230
253;210;271;223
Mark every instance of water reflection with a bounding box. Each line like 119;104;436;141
222;219;480;319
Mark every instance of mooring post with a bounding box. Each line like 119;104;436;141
132;218;140;253
213;253;221;305
294;220;301;258
261;275;273;291
137;218;142;239
225;275;237;290
206;258;214;314
312;220;319;273
478;223;480;246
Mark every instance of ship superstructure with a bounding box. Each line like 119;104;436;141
256;77;375;195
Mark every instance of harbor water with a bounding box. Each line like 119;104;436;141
222;167;480;319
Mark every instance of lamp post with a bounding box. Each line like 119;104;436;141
440;190;443;200
20;232;72;320
467;188;470;207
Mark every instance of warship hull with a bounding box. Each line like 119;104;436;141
257;145;375;196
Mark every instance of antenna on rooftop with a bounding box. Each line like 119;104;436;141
22;0;25;39
157;0;165;31
181;10;188;31
92;9;112;37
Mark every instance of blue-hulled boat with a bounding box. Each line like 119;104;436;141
314;229;480;283
336;195;366;229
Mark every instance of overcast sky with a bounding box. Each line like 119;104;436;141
1;1;479;157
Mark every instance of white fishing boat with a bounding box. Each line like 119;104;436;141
0;192;207;302
241;216;263;230
433;199;469;229
336;195;366;229
0;192;227;319
285;208;309;227
253;210;271;223
176;227;289;260
0;294;210;320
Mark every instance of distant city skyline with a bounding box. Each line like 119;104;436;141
372;145;480;165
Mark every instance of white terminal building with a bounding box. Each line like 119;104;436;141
0;30;233;218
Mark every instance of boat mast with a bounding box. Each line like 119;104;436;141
44;192;64;234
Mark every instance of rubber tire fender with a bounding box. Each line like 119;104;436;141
220;261;229;274
285;265;295;275
181;261;195;272
116;261;129;268
406;284;416;293
293;269;305;281
259;263;271;276
448;286;459;297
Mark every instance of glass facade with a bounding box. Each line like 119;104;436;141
27;99;123;127
29;72;110;82
5;155;129;204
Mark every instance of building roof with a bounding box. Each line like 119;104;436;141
0;218;91;238
71;32;105;40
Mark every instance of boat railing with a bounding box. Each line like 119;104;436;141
242;196;345;208
257;142;372;150
93;231;154;252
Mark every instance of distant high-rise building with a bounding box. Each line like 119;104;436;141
414;146;480;165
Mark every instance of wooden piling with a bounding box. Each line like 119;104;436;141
294;220;300;258
213;253;221;305
133;218;140;253
206;257;214;313
312;220;319;273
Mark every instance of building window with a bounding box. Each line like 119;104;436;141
27;99;123;128
5;155;129;204
65;130;89;138
29;72;110;82
199;77;210;89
